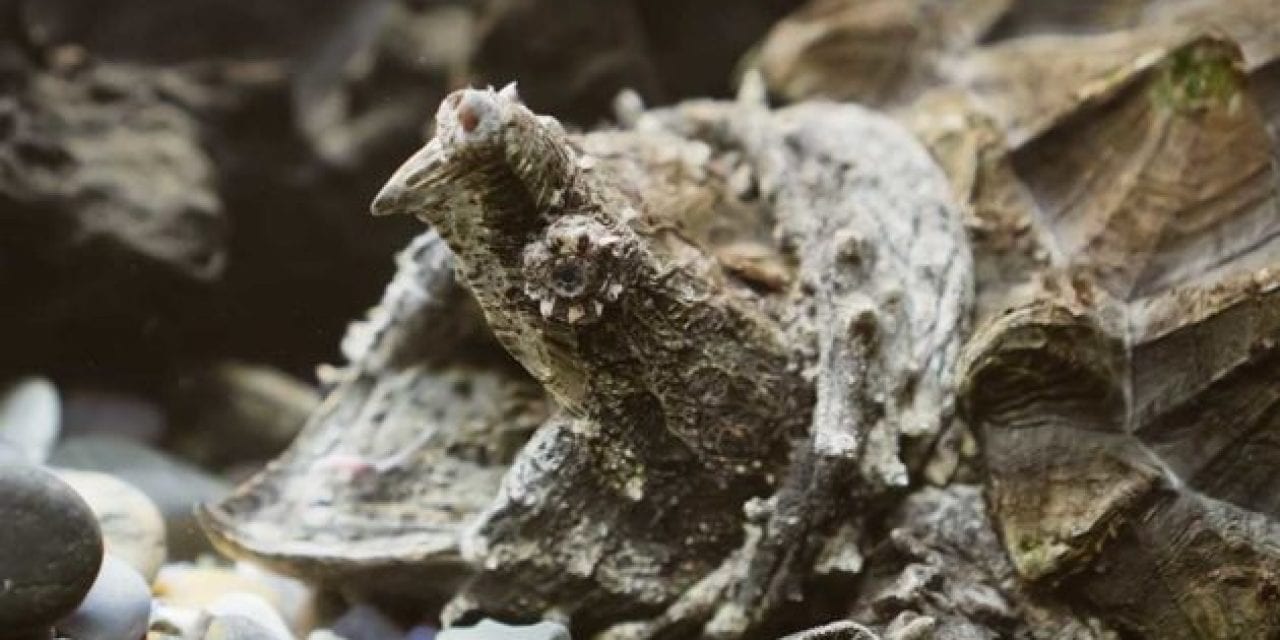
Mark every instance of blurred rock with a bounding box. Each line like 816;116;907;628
0;55;225;377
55;554;153;640
469;0;800;125
21;0;398;151
51;435;230;559
62;388;166;444
376;3;473;77
56;469;168;583
0;376;59;462
0;61;223;278
1;0;424;379
0;462;102;635
437;620;569;640
159;0;440;377
634;0;804;101
470;0;659;125
20;0;393;70
166;361;318;469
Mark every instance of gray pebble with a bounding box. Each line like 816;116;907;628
203;615;294;640
0;377;60;464
202;593;294;640
0;463;102;633
437;619;569;640
166;361;318;468
56;554;152;640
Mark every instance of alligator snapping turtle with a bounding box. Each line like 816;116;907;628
957;36;1280;639
196;2;1280;636
371;85;973;636
206;82;973;637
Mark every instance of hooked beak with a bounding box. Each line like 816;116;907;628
370;175;404;217
370;143;435;217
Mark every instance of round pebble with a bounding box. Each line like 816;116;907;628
202;593;294;640
0;463;103;633
57;470;168;583
0;377;60;463
56;554;153;640
203;615;292;640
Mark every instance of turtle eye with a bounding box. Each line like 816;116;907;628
550;261;589;298
521;214;625;324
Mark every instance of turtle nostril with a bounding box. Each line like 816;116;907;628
455;91;500;135
459;103;480;133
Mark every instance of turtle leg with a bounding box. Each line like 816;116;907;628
450;407;755;634
704;295;881;637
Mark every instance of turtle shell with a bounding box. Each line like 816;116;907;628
199;232;550;601
958;35;1280;638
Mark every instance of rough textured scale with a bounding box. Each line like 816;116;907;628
958;36;1280;639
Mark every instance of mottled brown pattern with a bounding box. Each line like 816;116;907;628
959;37;1280;639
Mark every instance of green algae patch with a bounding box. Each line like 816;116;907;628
1152;38;1245;114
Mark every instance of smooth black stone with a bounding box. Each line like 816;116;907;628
0;463;104;631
